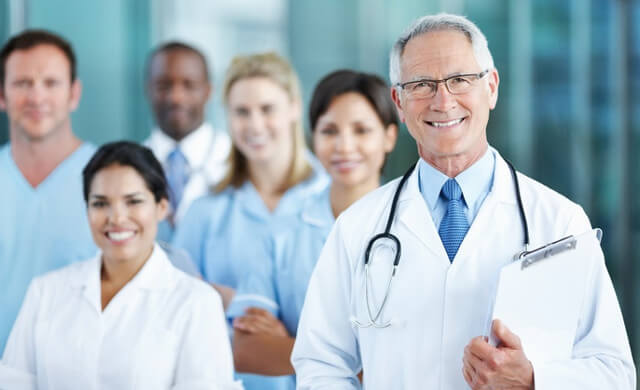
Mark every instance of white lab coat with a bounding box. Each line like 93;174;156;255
0;244;242;390
292;151;635;390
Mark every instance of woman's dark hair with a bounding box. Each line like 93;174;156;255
82;141;169;203
309;69;399;131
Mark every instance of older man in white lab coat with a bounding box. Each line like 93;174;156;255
291;13;635;390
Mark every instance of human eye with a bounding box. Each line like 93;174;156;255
318;126;338;136
154;80;171;92
406;80;432;92
126;198;144;206
261;104;274;115
234;107;250;117
449;76;472;86
90;200;107;208
354;125;372;135
44;79;61;88
12;79;31;88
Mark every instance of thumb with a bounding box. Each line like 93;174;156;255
493;319;522;350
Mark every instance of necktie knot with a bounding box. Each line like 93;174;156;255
168;148;188;167
441;178;462;201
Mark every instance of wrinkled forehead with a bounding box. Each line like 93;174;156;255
400;30;479;79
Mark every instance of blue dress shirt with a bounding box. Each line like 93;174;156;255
418;148;496;229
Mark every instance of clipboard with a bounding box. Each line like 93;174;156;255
488;228;603;363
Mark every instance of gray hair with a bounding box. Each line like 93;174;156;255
389;13;494;85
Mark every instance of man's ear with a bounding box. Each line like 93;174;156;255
487;68;499;110
391;87;406;123
69;79;82;112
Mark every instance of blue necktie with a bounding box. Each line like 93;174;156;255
166;148;189;213
438;178;469;262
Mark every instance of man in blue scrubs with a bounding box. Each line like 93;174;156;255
0;30;96;354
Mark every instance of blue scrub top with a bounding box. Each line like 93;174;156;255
172;157;328;290
0;143;97;354
226;188;334;390
228;187;334;335
172;156;328;390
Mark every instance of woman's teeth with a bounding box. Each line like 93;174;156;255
107;231;134;241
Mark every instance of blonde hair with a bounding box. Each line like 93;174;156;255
215;52;312;192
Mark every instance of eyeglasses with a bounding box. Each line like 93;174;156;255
395;70;490;99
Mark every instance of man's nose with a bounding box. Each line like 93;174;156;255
428;82;457;112
167;85;187;104
26;83;46;104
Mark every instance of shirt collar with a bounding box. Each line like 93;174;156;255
148;122;214;168
75;243;175;292
418;147;494;211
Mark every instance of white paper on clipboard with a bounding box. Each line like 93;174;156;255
489;228;603;364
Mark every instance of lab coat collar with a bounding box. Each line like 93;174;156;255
73;243;176;309
396;163;449;259
395;146;516;259
300;187;334;228
489;148;519;206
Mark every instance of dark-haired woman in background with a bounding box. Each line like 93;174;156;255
227;70;398;384
0;142;241;389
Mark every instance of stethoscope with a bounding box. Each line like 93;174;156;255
352;158;530;328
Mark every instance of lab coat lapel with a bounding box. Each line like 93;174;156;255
453;152;520;265
396;165;449;260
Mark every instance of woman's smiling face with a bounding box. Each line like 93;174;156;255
87;164;168;265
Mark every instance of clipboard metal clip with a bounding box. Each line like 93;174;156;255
517;235;577;270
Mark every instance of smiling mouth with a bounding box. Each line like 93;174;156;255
106;231;135;243
246;136;268;147
425;118;465;128
332;160;362;171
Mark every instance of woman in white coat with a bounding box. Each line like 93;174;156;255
0;142;241;390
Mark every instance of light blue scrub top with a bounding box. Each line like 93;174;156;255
172;157;327;289
172;156;327;390
0;143;97;354
226;187;334;390
228;187;334;336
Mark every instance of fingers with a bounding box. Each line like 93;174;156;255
245;307;274;318
233;313;277;334
492;319;522;350
466;335;495;361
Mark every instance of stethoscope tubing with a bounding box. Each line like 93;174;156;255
356;157;530;328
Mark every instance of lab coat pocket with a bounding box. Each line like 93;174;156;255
133;327;179;388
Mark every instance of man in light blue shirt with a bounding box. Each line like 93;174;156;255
0;30;96;354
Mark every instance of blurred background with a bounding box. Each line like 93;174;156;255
1;0;640;380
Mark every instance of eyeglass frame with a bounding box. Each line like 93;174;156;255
394;69;490;99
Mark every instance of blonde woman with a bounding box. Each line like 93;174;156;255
173;52;327;390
